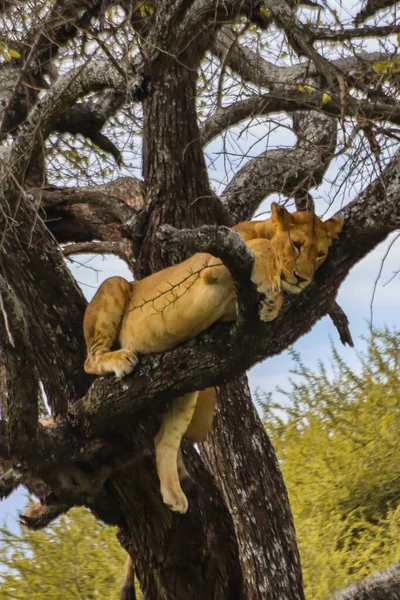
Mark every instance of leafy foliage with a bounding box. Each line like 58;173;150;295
0;505;141;599
261;327;400;599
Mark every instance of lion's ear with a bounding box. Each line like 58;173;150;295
270;202;292;230
324;214;344;239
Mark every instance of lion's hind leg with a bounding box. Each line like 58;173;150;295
83;277;138;378
176;388;217;501
155;392;199;513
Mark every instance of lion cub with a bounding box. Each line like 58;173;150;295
83;203;342;514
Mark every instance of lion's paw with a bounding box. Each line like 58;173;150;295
258;291;283;323
259;298;278;322
111;350;138;379
252;271;282;298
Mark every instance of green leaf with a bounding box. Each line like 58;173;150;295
372;59;400;73
298;85;313;94
9;49;21;59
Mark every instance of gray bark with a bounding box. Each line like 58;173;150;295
331;563;400;600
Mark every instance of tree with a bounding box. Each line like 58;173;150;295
261;327;400;599
0;504;142;599
0;1;400;598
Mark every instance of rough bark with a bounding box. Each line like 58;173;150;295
0;185;89;417
114;450;244;600
138;56;232;278
0;0;104;137
201;377;304;600
330;562;400;600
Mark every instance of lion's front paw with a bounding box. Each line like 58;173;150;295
259;292;283;322
252;270;281;298
111;350;138;379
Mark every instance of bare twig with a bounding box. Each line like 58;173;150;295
369;233;400;324
312;23;400;41
63;241;125;257
0;291;14;348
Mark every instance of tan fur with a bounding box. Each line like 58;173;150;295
23;501;44;520
185;387;216;442
82;203;343;513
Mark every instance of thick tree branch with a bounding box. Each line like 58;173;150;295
0;0;104;137
0;420;8;460
0;465;24;500
212;28;393;92
142;0;270;71
354;0;399;24
0;275;40;454
263;0;338;85
0;167;91;416
201;92;400;147
221;110;337;222
55;91;126;164
331;561;400;599
42;186;135;223
157;223;258;325
41;177;145;249
312;23;400;41
63;241;125;258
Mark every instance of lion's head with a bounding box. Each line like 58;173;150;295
270;203;343;294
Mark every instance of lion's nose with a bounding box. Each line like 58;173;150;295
294;272;308;284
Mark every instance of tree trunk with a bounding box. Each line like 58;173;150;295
138;57;231;278
201;377;304;600
114;453;244;599
111;50;304;599
109;55;245;599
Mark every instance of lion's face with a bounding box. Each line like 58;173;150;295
270;203;343;294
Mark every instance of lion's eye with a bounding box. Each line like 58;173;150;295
317;251;326;260
292;241;302;252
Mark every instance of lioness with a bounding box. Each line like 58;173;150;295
83;203;343;513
